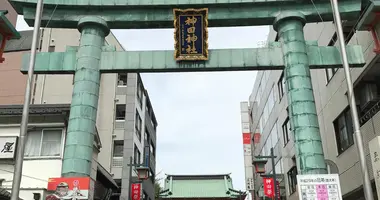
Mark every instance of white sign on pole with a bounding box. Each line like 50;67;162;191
0;136;17;159
297;174;342;200
369;136;380;196
246;178;254;190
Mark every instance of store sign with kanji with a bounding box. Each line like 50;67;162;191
369;136;380;197
263;178;280;199
0;136;17;159
131;183;141;200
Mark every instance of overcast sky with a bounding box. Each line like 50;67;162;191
16;16;269;191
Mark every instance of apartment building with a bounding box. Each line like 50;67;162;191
243;2;380;200
0;14;158;200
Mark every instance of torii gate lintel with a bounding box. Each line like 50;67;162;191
19;42;365;74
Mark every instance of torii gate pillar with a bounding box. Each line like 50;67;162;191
274;12;327;174
62;17;110;177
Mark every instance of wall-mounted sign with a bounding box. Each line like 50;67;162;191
242;122;250;132
45;177;90;200
243;133;251;144
297;174;342;200
253;133;261;144
246;178;254;191
369;136;380;196
173;8;209;61
243;145;252;156
0;136;17;159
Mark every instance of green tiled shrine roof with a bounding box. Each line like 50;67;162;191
160;174;244;199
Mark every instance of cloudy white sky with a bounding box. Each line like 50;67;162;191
16;16;269;191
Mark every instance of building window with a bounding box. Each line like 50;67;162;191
325;68;338;83
282;117;290;146
334;107;354;154
146;101;152;116
118;73;128;86
287;166;298;195
325;31;353;83
275;159;283;174
134;145;141;164
150;143;155;157
278;72;285;100
145;129;150;144
115;104;126;120
48;45;55;52
137;82;143;108
24;129;63;158
135;111;142;141
113;140;124;157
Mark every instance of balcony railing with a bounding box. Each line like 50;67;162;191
112;157;123;167
360;100;380;126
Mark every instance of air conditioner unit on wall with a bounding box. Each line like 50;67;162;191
359;82;380;112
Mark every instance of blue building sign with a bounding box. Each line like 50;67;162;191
173;8;209;61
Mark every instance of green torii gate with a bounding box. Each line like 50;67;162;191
9;0;365;179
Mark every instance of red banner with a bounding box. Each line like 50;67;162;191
131;183;141;200
45;177;90;200
276;181;281;200
253;133;261;144
263;178;274;198
243;133;251;144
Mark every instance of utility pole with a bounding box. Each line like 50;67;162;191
10;0;43;200
330;1;374;200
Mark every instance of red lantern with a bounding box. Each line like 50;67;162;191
0;10;21;63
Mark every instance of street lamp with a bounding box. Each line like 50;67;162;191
252;158;267;174
127;157;151;200
252;148;278;200
136;166;150;180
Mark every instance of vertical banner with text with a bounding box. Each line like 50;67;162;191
263;178;274;198
240;102;254;191
369;136;380;197
131;183;141;200
276;181;280;200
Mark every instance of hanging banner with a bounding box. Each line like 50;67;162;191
131;183;141;200
243;133;251;144
263;178;274;198
173;8;209;61
45;177;90;200
276;181;281;200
